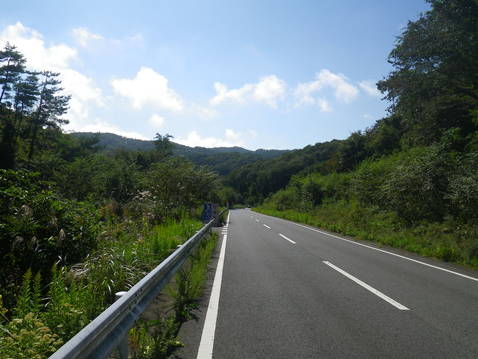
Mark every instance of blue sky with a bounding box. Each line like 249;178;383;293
1;0;431;150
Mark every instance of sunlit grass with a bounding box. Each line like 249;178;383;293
255;203;478;269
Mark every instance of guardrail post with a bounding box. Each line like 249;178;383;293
115;291;129;359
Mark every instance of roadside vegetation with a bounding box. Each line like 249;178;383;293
0;42;230;356
253;0;478;269
128;231;219;359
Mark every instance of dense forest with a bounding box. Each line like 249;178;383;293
1;0;478;356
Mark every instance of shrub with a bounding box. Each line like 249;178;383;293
0;169;100;309
0;313;63;359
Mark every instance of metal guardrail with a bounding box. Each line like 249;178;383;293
49;216;220;359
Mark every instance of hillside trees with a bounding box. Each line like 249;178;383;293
226;140;341;203
0;43;72;169
146;157;219;222
27;71;71;161
256;0;478;269
153;132;175;159
333;0;478;174
377;0;478;147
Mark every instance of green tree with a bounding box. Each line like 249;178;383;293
377;0;478;145
153;133;175;159
336;131;368;172
146;157;218;222
0;42;26;105
28;71;70;161
0;45;30;169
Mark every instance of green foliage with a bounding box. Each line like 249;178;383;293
146;157;219;222
0;42;26;105
379;145;450;222
129;316;182;359
259;141;478;268
0;312;63;359
13;269;42;319
1;215;210;356
226;140;341;203
0;170;100;309
41;264;92;342
153;133;175;159
446;151;478;222
169;233;217;321
377;0;478;146
71;132;289;177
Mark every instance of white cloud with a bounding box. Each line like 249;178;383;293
210;75;285;109
294;69;359;108
252;75;286;109
294;81;321;106
149;113;165;128
71;28;143;50
176;129;245;148
111;67;184;111
124;34;144;47
317;97;332;112
62;69;105;129
72;28;104;48
61;69;104;106
318;69;358;103
359;80;381;97
193;104;218;120
210;82;253;106
0;22;77;72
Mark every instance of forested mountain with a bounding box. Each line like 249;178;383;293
226;140;341;204
71;132;290;176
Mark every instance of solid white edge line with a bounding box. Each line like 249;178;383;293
290;222;478;282
279;233;296;244
196;213;230;359
323;261;409;311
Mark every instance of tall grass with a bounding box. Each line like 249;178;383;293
256;202;478;269
0;213;206;358
129;231;219;359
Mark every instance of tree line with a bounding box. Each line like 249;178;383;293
0;43;71;169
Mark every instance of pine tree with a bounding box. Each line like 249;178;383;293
0;42;26;106
28;71;71;161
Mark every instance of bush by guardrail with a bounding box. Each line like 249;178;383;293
49;214;222;359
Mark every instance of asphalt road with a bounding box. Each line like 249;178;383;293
174;209;478;358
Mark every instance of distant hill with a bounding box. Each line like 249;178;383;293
226;139;342;201
70;132;291;176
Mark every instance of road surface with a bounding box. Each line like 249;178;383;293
174;209;478;358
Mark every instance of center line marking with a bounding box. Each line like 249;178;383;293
323;261;409;311
279;234;296;244
263;224;271;229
